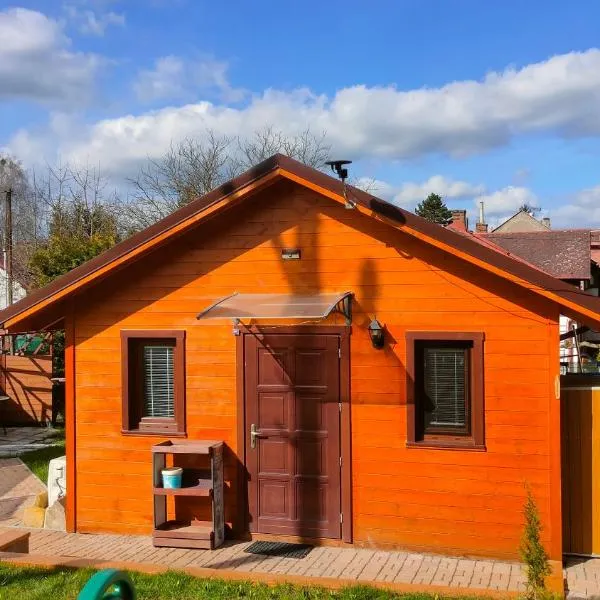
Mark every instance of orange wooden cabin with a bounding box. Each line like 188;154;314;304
2;155;600;565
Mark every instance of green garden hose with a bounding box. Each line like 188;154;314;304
77;569;136;600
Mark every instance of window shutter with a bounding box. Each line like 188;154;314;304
143;345;175;418
423;346;468;430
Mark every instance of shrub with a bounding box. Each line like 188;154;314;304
520;487;551;600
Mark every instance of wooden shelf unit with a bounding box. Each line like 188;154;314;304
152;440;224;549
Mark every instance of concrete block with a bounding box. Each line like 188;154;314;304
33;491;48;508
22;506;46;528
47;456;66;506
44;497;66;531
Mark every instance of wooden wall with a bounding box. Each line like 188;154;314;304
561;381;600;555
1;355;53;425
71;179;561;560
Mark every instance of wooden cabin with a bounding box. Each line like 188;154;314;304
2;155;600;568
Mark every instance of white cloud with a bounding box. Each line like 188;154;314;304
551;186;600;228
473;186;540;227
393;175;485;207
9;47;600;181
0;8;102;104
355;175;485;212
12;47;600;171
475;186;539;217
73;9;125;36
134;56;245;103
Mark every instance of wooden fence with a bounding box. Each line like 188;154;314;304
562;376;600;555
0;354;53;425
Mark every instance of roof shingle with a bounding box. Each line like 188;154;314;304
480;230;591;280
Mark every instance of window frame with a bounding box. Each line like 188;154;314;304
121;330;186;436
406;331;485;450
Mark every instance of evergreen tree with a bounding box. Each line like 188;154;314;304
415;193;453;225
520;487;551;599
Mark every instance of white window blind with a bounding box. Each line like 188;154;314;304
143;345;174;418
423;346;467;429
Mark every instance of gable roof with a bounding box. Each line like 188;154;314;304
2;153;600;330
480;230;592;280
492;210;550;233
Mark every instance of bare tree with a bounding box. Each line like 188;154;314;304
31;162;123;240
0;154;45;288
126;126;331;230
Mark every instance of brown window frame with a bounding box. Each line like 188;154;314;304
121;330;186;436
406;331;485;450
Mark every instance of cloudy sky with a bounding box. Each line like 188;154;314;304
2;0;600;228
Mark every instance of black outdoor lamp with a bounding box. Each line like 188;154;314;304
368;318;385;349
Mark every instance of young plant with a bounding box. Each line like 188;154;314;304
520;487;551;600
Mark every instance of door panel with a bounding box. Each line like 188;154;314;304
245;333;341;539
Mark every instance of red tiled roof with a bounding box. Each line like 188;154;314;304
479;230;591;280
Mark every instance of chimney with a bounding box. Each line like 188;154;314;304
450;209;468;231
541;217;551;229
475;201;488;233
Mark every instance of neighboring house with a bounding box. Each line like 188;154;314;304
0;266;26;310
449;209;600;372
491;209;551;233
3;155;600;576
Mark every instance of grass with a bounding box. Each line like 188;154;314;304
20;433;65;484
0;564;482;600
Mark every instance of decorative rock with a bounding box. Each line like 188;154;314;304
22;505;46;528
47;455;66;506
33;491;48;508
44;497;66;531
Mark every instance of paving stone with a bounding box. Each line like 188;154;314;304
358;551;392;581
375;552;408;582
322;549;358;578
285;547;328;576
341;549;375;580
13;528;549;595
302;548;339;577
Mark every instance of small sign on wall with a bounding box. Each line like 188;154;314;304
281;248;301;260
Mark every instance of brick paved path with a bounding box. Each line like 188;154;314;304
565;556;600;598
0;427;60;458
0;459;45;527
23;529;527;592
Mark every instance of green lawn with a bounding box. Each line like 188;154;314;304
0;565;480;600
20;436;66;484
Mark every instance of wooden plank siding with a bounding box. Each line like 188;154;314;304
0;355;53;424
70;179;561;560
561;383;600;556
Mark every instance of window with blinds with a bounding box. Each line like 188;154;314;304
142;345;175;419
418;342;471;436
121;331;185;434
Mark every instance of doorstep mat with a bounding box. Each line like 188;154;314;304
244;541;313;559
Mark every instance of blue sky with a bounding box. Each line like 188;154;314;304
2;0;600;227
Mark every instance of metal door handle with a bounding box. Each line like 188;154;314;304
250;424;265;449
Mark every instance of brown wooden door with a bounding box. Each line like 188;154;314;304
245;333;341;539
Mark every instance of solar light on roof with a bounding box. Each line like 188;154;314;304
325;159;355;209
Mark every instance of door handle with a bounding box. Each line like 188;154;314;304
250;424;265;449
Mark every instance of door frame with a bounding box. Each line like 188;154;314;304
235;324;352;543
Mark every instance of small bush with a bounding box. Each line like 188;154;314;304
520;487;551;600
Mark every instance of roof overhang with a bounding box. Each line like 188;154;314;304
197;292;353;325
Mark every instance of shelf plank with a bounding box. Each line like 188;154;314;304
152;536;212;549
154;520;213;540
152;440;223;454
153;479;212;497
